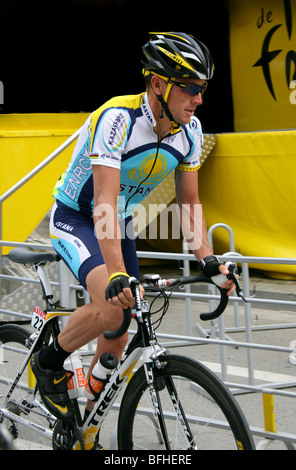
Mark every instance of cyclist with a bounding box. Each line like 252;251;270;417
31;32;236;420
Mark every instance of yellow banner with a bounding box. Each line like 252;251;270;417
0;113;89;254
198;130;296;278
228;0;296;131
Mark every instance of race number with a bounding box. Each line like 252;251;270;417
31;306;46;331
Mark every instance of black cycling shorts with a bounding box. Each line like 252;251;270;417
50;200;139;289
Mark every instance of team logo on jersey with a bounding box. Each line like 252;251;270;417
129;153;169;185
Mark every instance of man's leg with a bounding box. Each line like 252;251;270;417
31;264;128;419
58;264;127;353
61;264;129;416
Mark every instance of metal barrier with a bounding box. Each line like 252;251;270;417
1;128;296;447
0;129;81;247
1;235;296;448
138;242;296;449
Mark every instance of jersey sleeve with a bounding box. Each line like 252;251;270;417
89;107;131;169
177;116;203;172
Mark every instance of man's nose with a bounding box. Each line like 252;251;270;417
191;93;203;106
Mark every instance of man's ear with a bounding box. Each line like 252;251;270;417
150;75;164;96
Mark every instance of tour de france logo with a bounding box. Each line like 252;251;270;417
253;0;296;101
129;153;169;185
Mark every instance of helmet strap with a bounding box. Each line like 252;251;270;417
155;81;180;132
147;73;181;132
156;96;180;132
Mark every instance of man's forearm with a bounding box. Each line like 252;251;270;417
179;203;213;261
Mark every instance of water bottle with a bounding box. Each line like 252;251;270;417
64;350;86;399
85;352;118;401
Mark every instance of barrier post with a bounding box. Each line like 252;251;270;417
262;393;276;433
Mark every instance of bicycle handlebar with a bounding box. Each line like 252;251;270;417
104;265;246;340
159;275;230;321
8;248;244;339
104;277;140;340
104;307;132;340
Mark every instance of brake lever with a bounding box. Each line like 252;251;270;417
227;263;247;302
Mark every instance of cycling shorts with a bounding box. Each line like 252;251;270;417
49;200;139;289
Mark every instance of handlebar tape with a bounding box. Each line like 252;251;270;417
104;307;132;340
199;286;229;321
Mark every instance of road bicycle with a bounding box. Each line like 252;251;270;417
0;247;255;450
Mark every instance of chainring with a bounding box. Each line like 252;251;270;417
52;419;85;450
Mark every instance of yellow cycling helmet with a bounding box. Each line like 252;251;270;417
142;32;214;81
142;32;214;129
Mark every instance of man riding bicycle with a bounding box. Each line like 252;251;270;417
31;32;236;421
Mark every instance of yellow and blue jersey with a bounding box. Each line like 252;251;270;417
53;92;203;219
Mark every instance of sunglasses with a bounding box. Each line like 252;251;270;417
168;79;208;96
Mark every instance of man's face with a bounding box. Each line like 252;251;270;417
167;78;205;125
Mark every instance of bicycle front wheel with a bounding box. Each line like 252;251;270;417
118;354;254;450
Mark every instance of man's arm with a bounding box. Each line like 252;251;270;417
175;169;235;295
92;165;134;307
174;169;211;260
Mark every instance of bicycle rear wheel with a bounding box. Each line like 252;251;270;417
117;354;254;450
0;324;55;450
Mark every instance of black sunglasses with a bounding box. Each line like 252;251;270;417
168;79;208;96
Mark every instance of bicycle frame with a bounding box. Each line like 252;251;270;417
2;249;245;450
77;344;143;450
77;297;166;450
0;296;164;450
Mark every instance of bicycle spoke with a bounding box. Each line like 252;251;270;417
164;375;197;449
0;326;55;449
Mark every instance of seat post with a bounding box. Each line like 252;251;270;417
36;263;54;307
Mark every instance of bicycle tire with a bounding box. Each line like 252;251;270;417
0;324;55;450
117;354;254;450
0;324;30;345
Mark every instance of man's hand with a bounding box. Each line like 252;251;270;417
198;256;236;297
216;263;236;296
105;272;145;309
105;272;134;309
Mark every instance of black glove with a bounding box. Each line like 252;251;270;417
198;255;223;277
198;255;230;288
105;272;130;302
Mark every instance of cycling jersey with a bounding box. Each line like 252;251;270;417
53;92;203;219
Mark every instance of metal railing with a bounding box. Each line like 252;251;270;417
0;128;82;260
1;126;296;448
1;237;296;448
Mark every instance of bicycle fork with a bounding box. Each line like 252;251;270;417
143;344;198;450
143;351;171;449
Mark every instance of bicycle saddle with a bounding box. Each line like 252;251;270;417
8;248;60;265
